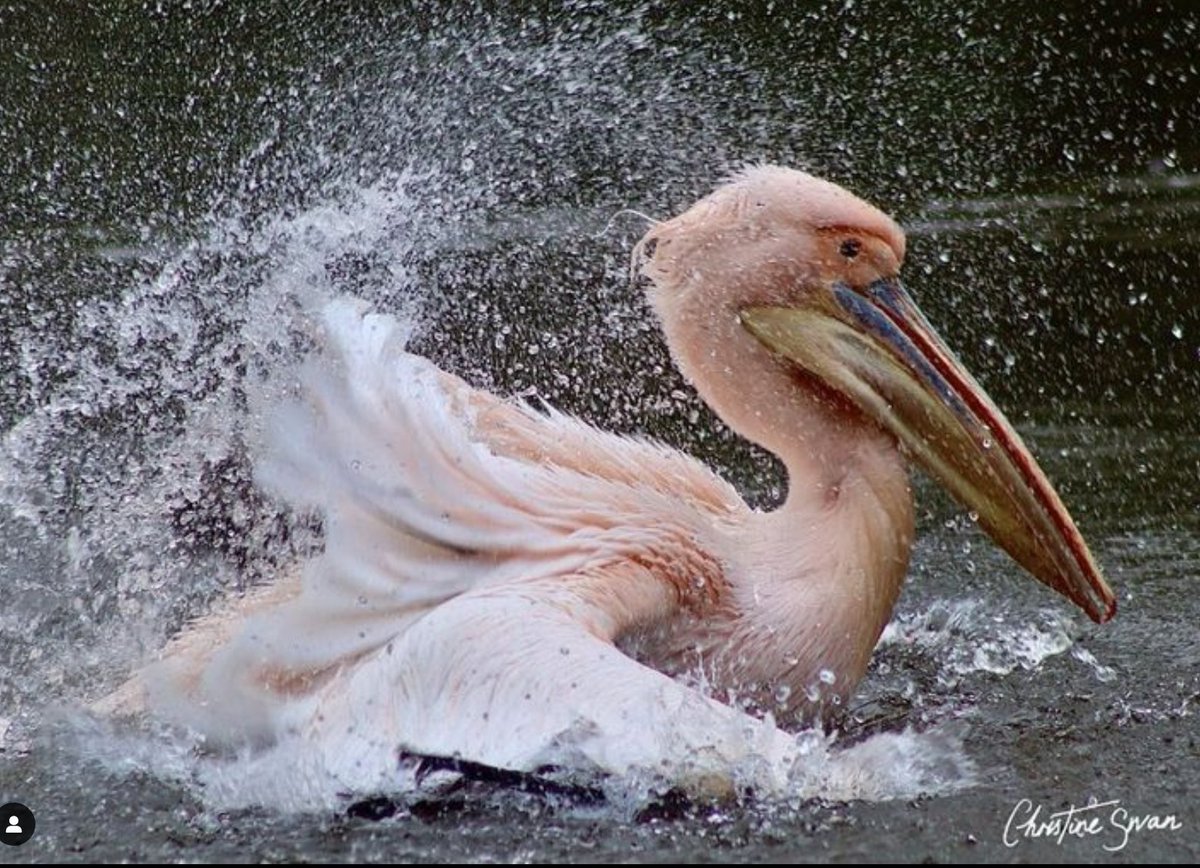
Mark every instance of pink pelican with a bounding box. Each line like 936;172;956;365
100;166;1115;795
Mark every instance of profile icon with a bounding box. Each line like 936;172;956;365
0;802;34;846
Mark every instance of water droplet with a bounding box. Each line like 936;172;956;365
804;684;821;703
774;684;792;704
1171;324;1183;340
818;668;837;685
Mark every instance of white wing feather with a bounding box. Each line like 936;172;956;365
111;299;767;789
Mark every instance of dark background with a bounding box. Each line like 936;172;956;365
0;1;1197;862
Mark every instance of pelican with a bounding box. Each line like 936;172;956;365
99;166;1115;796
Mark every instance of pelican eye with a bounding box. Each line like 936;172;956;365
839;238;862;259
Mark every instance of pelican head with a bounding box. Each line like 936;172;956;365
636;165;1115;624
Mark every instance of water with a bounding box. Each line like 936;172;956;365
2;0;1198;861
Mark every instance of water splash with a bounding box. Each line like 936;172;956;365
876;598;1111;684
0;172;426;719
59;705;974;813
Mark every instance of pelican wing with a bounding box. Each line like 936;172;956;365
117;300;743;748
290;573;796;796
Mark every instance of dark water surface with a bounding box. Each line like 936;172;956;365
2;0;1198;862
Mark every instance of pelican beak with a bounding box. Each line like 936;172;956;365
741;277;1116;623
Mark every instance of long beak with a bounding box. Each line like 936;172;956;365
741;277;1116;623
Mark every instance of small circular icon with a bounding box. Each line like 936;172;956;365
0;802;34;846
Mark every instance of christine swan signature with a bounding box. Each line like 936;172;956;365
1004;798;1183;852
